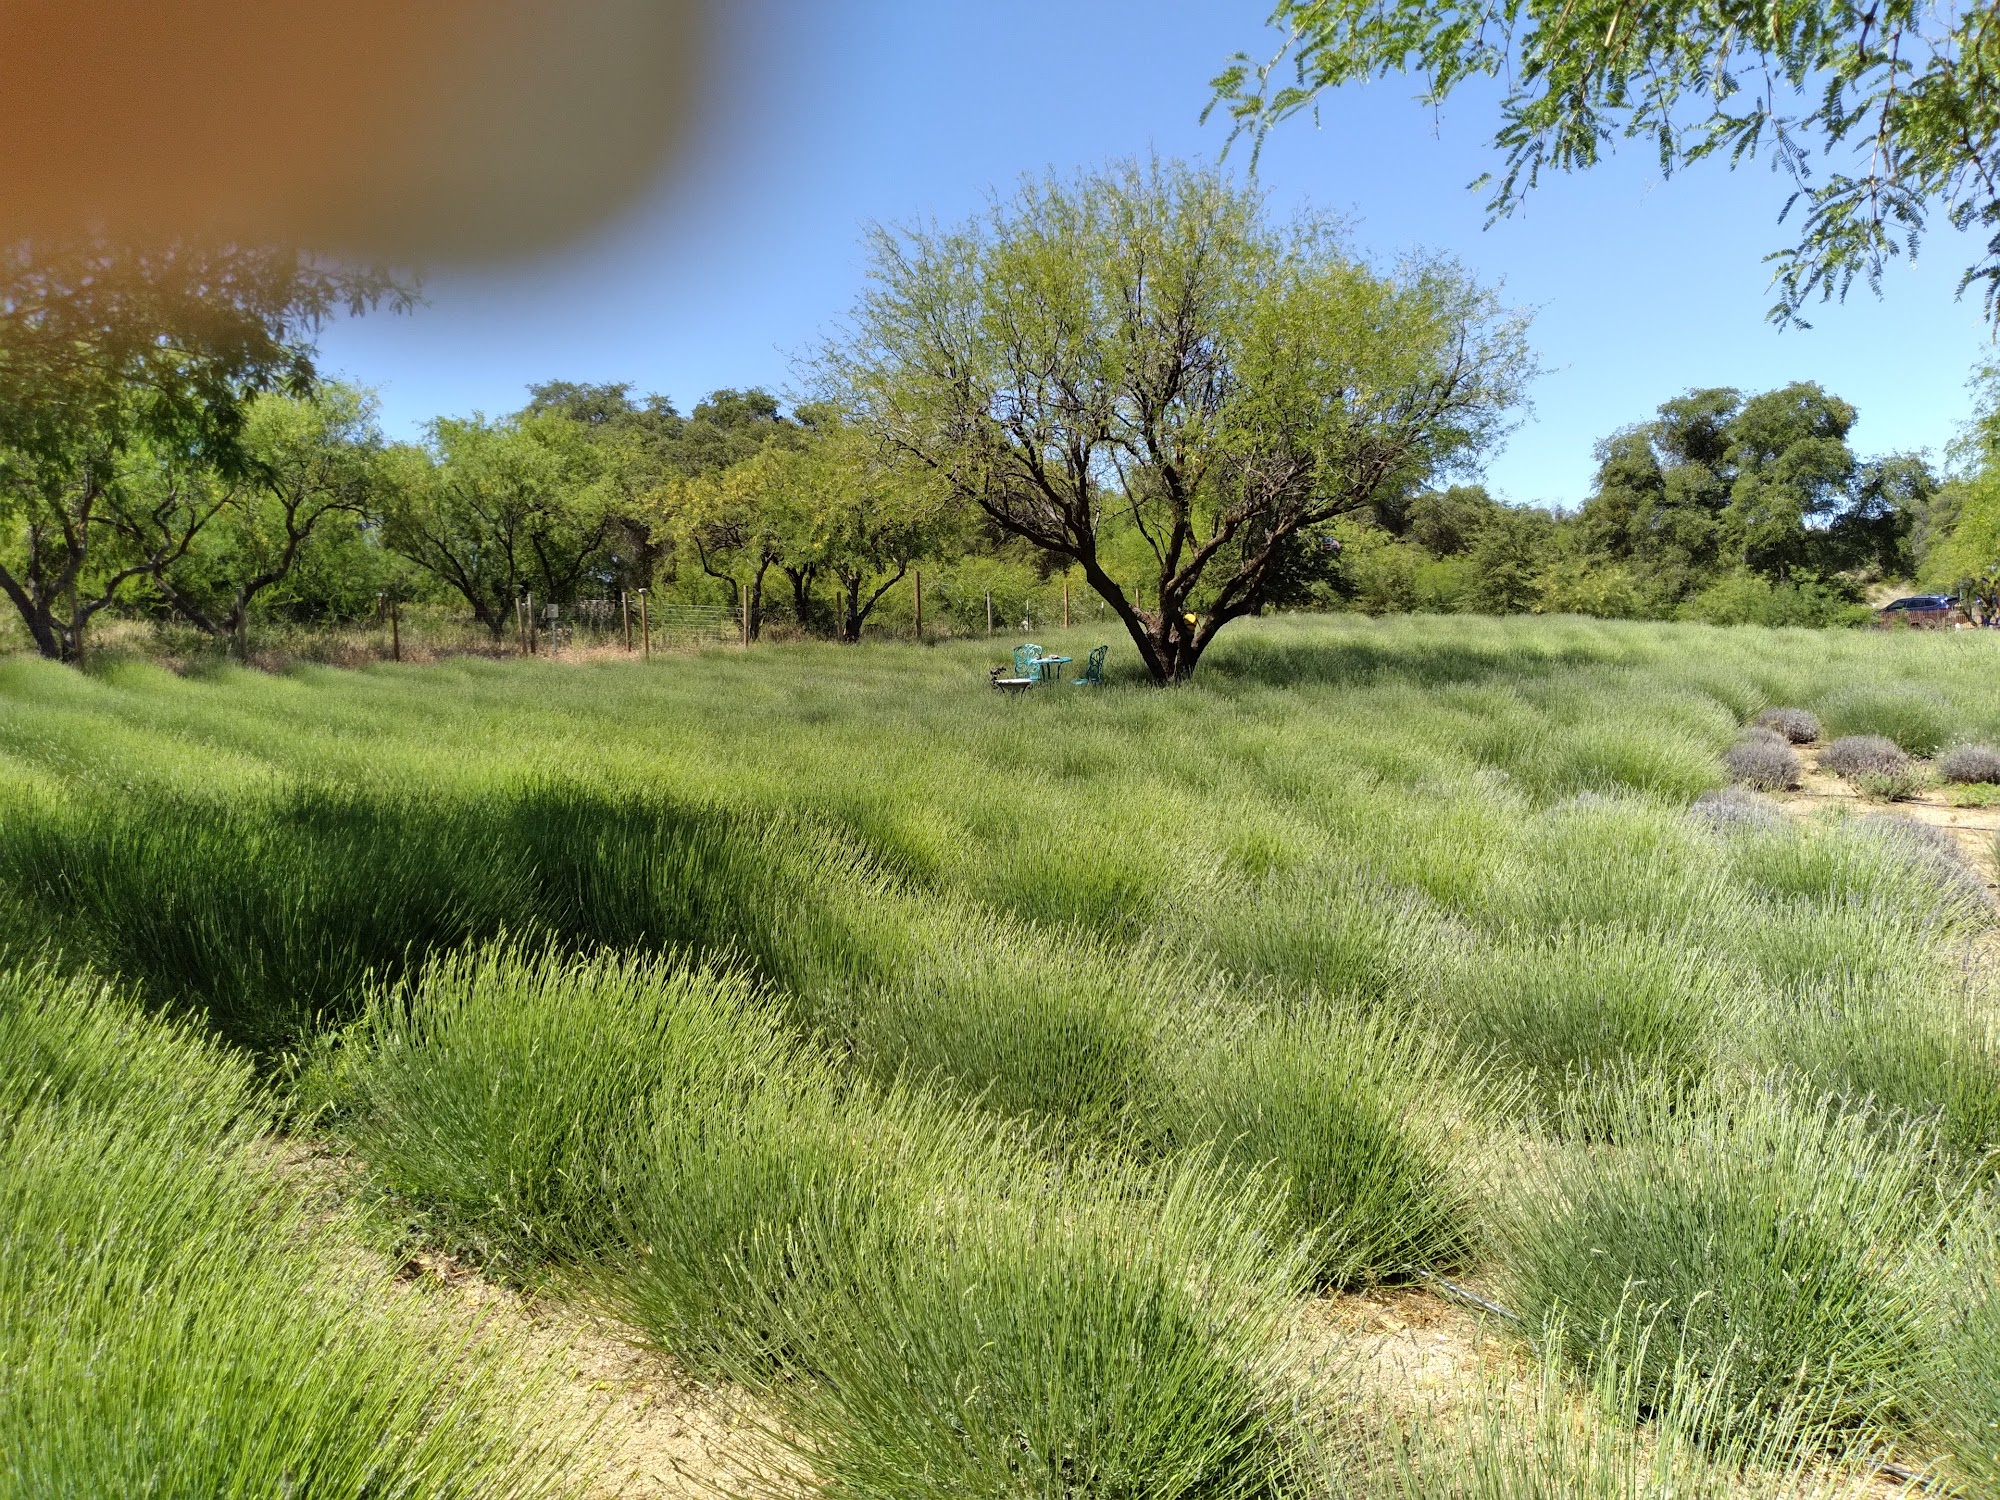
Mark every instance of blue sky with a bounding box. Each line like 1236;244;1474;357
316;0;1996;508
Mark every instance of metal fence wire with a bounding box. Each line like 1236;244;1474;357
537;599;731;650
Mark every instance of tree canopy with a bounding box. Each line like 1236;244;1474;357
0;238;411;659
824;158;1533;682
1213;0;2000;328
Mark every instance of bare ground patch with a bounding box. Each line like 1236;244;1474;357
1775;756;2000;897
270;1139;785;1499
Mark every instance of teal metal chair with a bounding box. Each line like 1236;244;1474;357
1012;643;1044;682
1072;645;1107;686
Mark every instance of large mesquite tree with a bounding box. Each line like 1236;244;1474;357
825;160;1531;683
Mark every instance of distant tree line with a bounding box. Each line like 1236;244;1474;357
1326;380;1987;627
6;180;1999;671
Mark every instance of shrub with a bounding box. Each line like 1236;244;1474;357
1781;978;2000;1163
1719;813;1984;929
331;941;793;1272
1939;743;2000;784
0;962;252;1140
1503;1084;1954;1431
0;780;852;1056
1484;794;1721;935
1438;934;1725;1125
1843;815;1990;921
1723;735;1800;791
1819;685;1955;756
1819;734;1909;779
1939;1209;2000;1495
1753;707;1822;744
1854;765;1925;802
1172;1007;1488;1286
0;966;575;1498
765;1160;1310;1500
1688;786;1783;831
1680;571;1868;629
1384;1306;1871;1499
618;1077;994;1380
0;790;535;1053
850;920;1189;1142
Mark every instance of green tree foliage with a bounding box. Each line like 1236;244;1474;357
138;385;383;654
798;421;960;643
660;413;962;643
0;238;410;659
1573;381;1930;601
1919;364;2000;620
1325;378;1932;625
827;158;1533;682
519;381;799;602
1214;0;2000;327
662;446;801;641
1722;384;1860;578
379;413;609;641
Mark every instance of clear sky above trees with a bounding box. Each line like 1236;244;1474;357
316;0;1994;510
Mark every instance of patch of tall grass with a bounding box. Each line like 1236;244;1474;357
1502;1082;1959;1433
1433;932;1727;1125
2;613;1998;1472
1775;977;2000;1161
1937;1204;2000;1495
1376;1307;1882;1499
1817;684;1956;756
1172;1006;1492;1285
755;1158;1313;1500
0;788;534;1050
324;941;795;1274
614;1074;983;1381
0;963;577;1497
849;924;1199;1142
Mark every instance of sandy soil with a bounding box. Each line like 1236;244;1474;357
1291;1282;1517;1420
1775;751;2000;895
383;1246;779;1500
271;1140;783;1499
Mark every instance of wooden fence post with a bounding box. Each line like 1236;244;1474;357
638;589;651;661
390;598;401;662
621;590;632;651
526;591;537;654
1063;574;1070;629
986;591;993;635
913;567;923;643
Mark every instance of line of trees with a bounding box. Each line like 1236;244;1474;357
1326;380;1974;627
0;163;1541;681
6;170;1999;677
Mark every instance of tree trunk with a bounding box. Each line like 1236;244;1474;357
747;558;770;643
475;597;512;642
783;564;817;632
0;583;67;661
834;563;908;644
839;573;863;642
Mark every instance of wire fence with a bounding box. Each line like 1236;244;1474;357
532;599;732;652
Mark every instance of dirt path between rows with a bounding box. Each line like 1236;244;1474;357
1774;760;2000;898
274;1142;781;1499
389;1247;778;1499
